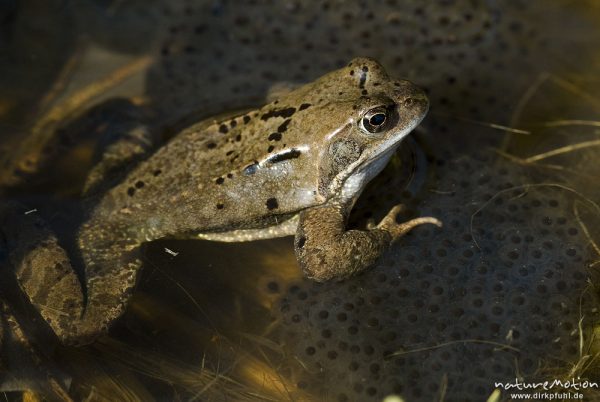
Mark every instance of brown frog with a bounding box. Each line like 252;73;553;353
4;57;440;345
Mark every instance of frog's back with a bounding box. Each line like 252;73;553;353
90;104;320;241
90;57;407;242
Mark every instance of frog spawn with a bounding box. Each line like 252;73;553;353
275;154;599;401
1;0;599;400
147;0;597;130
91;0;598;400
148;0;499;123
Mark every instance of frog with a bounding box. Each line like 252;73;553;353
3;57;441;346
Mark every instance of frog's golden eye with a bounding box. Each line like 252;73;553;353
360;106;389;134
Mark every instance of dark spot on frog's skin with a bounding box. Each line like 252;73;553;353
153;169;162;176
235;134;242;141
277;119;291;133
349;70;354;76
243;162;258;175
127;187;135;196
230;119;237;128
361;89;368;95
243;115;251;124
394;82;401;86
359;68;367;88
268;145;275;152
207;142;217;149
267;148;302;164
266;197;279;210
362;66;369;72
135;181;145;189
299;103;311;111
219;124;228;134
215;177;224;185
216;203;224;209
268;132;282;141
261;107;296;121
226;150;234;156
297;236;306;248
373;82;380;86
227;173;233;179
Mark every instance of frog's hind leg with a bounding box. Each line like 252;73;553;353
1;203;142;346
1;203;85;343
71;219;143;345
80;98;155;197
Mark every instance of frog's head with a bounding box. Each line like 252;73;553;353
314;57;429;204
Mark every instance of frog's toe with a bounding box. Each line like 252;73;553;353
378;204;404;232
365;218;377;230
387;216;443;240
376;204;442;240
376;204;407;229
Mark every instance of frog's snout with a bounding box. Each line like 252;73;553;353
392;80;429;112
397;91;429;119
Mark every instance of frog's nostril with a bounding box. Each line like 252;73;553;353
403;95;428;108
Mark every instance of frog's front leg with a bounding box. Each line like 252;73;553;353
295;204;442;281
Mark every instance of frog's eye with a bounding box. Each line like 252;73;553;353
360;106;389;134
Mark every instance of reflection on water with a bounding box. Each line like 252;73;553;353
1;1;599;401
